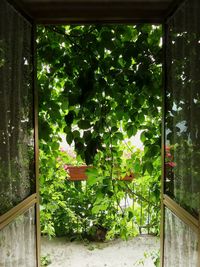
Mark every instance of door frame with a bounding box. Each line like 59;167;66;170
1;0;199;267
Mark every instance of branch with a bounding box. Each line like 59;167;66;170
121;183;159;208
45;26;82;50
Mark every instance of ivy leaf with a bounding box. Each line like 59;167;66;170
127;124;137;138
78;120;91;129
145;145;160;158
143;161;153;174
140;131;146;142
75;141;84;151
39;121;51;141
134;158;141;173
114;132;124;140
111;126;118;133
83;131;92;142
51;142;59;150
73;130;80;138
65;111;75;126
128;210;134;221
66;131;73;145
92;202;109;214
87;168;99;186
91;205;102;214
138;113;145;123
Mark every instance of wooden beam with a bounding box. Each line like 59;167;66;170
13;0;174;23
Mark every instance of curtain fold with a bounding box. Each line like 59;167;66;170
165;0;200;217
0;206;37;267
164;208;198;267
0;0;35;215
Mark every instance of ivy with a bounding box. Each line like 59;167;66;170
39;144;161;240
37;24;162;240
37;24;162;164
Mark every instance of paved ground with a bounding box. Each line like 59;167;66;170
41;235;159;267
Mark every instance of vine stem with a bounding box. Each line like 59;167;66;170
45;26;82;50
122;182;159;208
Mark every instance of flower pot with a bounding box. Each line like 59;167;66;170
66;165;90;181
66;165;134;181
120;173;134;181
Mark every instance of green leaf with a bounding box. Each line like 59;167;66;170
65;111;75;126
127;124;137;138
134;158;141;173
92;202;108;214
114;132;124;140
138;95;145;106
128;210;134;220
39;121;51;141
87;168;99;186
143;161;153;174
78;120;91;129
111;126;118;133
73;130;80;138
66;132;73;145
91;205;102;214
138;113;145;123
51;142;59;150
140;131;146;142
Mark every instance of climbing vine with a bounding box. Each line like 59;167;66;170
37;24;162;239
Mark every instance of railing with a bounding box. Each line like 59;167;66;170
65;166;160;237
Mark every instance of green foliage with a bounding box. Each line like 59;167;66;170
39;146;84;237
39;142;160;240
41;254;51;267
134;249;160;266
37;24;162;165
37;24;162;240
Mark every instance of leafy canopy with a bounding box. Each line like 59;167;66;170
37;25;162;240
37;24;162;170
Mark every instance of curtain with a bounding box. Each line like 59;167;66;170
165;0;200;217
0;0;35;215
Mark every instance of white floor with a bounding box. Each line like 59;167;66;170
41;235;159;267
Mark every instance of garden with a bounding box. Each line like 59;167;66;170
37;24;162;266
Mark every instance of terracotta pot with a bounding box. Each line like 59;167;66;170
120;173;134;181
66;166;90;181
66;165;134;181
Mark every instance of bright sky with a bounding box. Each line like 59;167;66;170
60;131;144;153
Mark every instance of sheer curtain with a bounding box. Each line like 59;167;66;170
0;206;37;267
165;0;200;217
164;208;198;267
0;0;35;215
164;0;200;265
0;1;37;266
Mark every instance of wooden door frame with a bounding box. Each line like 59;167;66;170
1;0;199;267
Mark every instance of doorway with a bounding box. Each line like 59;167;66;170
0;0;200;266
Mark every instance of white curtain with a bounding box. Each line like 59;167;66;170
165;0;200;217
0;0;35;215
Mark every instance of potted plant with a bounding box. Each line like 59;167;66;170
65;165;134;181
66;165;91;181
120;173;134;181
